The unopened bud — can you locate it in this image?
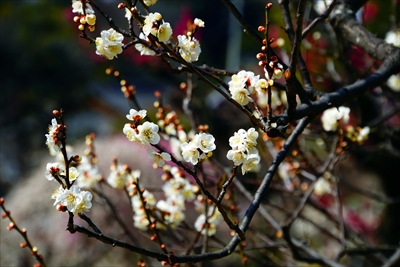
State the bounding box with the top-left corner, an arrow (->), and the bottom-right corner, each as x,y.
180,82 -> 187,91
78,24 -> 85,31
266,3 -> 273,10
56,204 -> 68,212
7,222 -> 15,230
257,26 -> 265,33
117,3 -> 127,9
31,246 -> 38,254
72,155 -> 82,162
256,53 -> 265,60
20,242 -> 27,248
73,16 -> 80,23
79,17 -> 86,24
284,69 -> 291,80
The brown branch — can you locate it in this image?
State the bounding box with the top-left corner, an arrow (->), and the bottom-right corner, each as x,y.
0,198 -> 47,267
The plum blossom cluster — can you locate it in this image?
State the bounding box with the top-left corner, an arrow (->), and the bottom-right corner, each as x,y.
123,109 -> 171,167
45,162 -> 79,182
71,0 -> 94,15
321,106 -> 370,144
45,160 -> 93,214
176,18 -> 204,63
228,58 -> 283,106
228,70 -> 260,106
107,162 -> 198,231
194,203 -> 223,236
321,106 -> 350,132
142,12 -> 173,44
95,28 -> 124,60
227,128 -> 261,175
155,166 -> 198,229
180,132 -> 216,165
71,0 -> 96,32
52,185 -> 93,214
45,118 -> 64,155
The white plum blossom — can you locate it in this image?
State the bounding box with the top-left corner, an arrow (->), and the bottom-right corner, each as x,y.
194,18 -> 205,28
45,118 -> 61,154
181,133 -> 216,165
385,30 -> 400,47
55,185 -> 93,214
321,106 -> 350,131
181,141 -> 201,165
156,198 -> 185,228
314,177 -> 332,196
123,121 -> 161,146
157,23 -> 173,43
147,149 -> 171,167
72,0 -> 95,15
86,14 -> 96,26
255,78 -> 269,94
51,185 -> 65,206
123,123 -> 137,142
267,62 -> 284,80
163,175 -> 197,201
135,33 -> 156,56
345,125 -> 370,145
126,108 -> 147,122
45,162 -> 63,181
76,156 -> 102,189
143,12 -> 162,36
387,74 -> 400,92
177,35 -> 202,62
68,167 -> 79,182
135,122 -> 161,146
125,8 -> 132,21
193,133 -> 216,153
132,209 -> 149,230
194,208 -> 223,236
143,0 -> 158,7
142,12 -> 173,43
95,28 -> 124,60
226,149 -> 246,166
227,128 -> 260,174
241,154 -> 261,175
228,70 -> 259,106
107,164 -> 130,189
314,0 -> 333,15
